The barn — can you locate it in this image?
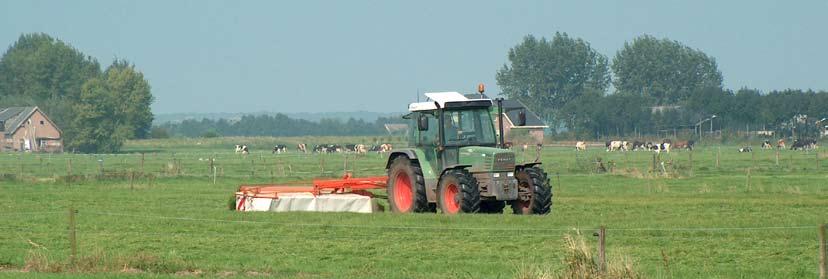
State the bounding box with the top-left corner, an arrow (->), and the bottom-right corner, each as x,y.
464,94 -> 548,146
0,107 -> 63,152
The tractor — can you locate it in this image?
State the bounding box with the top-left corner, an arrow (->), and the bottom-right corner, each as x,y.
384,90 -> 552,214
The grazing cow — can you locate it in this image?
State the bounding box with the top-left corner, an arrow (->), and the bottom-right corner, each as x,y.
234,145 -> 249,155
761,140 -> 772,149
606,141 -> 624,152
738,146 -> 753,153
234,145 -> 243,153
653,142 -> 671,153
297,143 -> 307,153
522,144 -> 529,152
327,144 -> 343,153
790,139 -> 817,150
672,140 -> 694,151
355,144 -> 368,154
776,139 -> 786,149
272,144 -> 287,154
368,145 -> 382,153
575,141 -> 587,151
631,141 -> 646,151
379,143 -> 393,153
344,144 -> 357,153
313,144 -> 327,153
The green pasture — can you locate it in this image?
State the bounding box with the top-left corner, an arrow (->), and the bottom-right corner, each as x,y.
0,137 -> 826,278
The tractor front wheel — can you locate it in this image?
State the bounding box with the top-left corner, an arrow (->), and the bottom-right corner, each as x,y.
437,169 -> 480,214
387,156 -> 429,213
511,166 -> 552,215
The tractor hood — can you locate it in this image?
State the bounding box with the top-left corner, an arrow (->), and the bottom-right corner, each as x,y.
458,146 -> 516,172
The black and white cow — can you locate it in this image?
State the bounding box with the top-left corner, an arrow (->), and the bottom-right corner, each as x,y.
790,139 -> 817,150
761,140 -> 772,149
272,144 -> 287,154
738,146 -> 753,153
235,145 -> 249,155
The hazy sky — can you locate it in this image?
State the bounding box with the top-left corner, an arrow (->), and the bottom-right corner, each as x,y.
1,1 -> 826,114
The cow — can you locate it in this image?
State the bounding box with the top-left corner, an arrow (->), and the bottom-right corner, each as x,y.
652,142 -> 671,153
234,145 -> 249,155
606,141 -> 624,152
672,140 -> 694,151
272,144 -> 287,154
575,141 -> 587,151
379,143 -> 393,153
776,139 -> 786,149
369,145 -> 382,153
355,144 -> 368,154
631,141 -> 646,151
313,144 -> 327,153
790,139 -> 817,151
344,144 -> 357,153
327,144 -> 343,153
297,143 -> 307,153
738,146 -> 753,153
761,140 -> 772,149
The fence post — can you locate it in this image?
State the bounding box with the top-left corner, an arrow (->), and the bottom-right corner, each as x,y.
716,147 -> 720,168
820,223 -> 826,279
212,166 -> 217,185
746,168 -> 752,192
68,207 -> 77,266
775,150 -> 780,166
140,153 -> 145,173
598,226 -> 606,273
817,152 -> 821,170
689,151 -> 694,176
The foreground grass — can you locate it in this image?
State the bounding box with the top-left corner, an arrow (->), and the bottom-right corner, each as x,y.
0,138 -> 826,278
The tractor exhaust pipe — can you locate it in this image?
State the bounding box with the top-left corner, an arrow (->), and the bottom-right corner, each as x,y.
497,98 -> 505,149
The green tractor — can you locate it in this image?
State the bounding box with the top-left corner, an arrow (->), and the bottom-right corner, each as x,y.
385,91 -> 552,214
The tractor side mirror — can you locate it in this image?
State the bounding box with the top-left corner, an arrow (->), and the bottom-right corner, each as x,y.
418,115 -> 429,131
517,111 -> 527,126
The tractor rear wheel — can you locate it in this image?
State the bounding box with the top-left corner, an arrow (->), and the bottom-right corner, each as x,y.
479,200 -> 505,214
387,156 -> 429,213
511,166 -> 552,215
437,169 -> 480,214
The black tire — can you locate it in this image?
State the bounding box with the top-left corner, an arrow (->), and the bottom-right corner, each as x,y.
511,166 -> 552,215
479,200 -> 505,214
437,169 -> 480,214
387,156 -> 430,213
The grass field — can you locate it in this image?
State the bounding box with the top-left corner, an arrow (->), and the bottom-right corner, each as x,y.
1,137 -> 827,278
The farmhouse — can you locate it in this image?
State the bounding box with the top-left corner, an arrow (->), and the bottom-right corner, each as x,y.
464,94 -> 548,146
0,107 -> 63,152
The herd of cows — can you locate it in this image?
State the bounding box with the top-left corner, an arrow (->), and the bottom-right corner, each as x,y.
572,138 -> 820,153
232,143 -> 393,155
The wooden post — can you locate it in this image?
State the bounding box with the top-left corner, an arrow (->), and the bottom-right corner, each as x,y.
140,153 -> 145,173
819,224 -> 828,279
775,150 -> 780,166
129,170 -> 134,190
689,151 -> 694,176
68,207 -> 77,266
250,159 -> 255,178
817,152 -> 821,170
67,158 -> 72,187
556,172 -> 561,195
716,147 -> 720,168
598,226 -> 606,272
212,166 -> 217,185
820,223 -> 826,279
751,151 -> 756,167
746,168 -> 751,192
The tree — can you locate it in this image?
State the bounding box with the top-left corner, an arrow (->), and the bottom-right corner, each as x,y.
66,78 -> 126,153
103,60 -> 154,139
612,35 -> 723,105
0,33 -> 101,127
496,33 -> 610,127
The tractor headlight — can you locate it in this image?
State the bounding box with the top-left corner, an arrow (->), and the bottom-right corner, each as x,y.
507,172 -> 514,177
493,173 -> 500,178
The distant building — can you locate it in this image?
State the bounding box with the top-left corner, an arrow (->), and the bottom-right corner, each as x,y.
0,107 -> 63,152
464,94 -> 549,146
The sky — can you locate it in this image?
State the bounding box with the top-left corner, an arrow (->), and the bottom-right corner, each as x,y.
1,1 -> 826,114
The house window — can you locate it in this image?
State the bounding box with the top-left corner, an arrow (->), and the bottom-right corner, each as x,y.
40,120 -> 44,125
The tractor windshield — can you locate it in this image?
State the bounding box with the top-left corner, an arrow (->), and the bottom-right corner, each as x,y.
443,108 -> 496,146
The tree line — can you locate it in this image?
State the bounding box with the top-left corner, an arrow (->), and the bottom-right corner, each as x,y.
0,33 -> 153,153
155,115 -> 405,138
497,33 -> 828,139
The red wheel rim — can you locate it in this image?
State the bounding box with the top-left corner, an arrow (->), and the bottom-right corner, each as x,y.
393,172 -> 413,212
443,183 -> 460,214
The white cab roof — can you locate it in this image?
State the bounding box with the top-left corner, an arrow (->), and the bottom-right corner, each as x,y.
408,92 -> 492,112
